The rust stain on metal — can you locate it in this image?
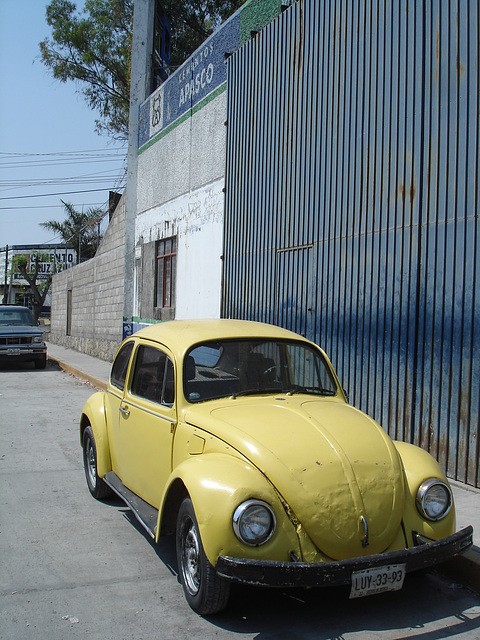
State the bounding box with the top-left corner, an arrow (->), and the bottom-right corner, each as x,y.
456,10 -> 465,79
435,16 -> 441,86
294,0 -> 304,75
398,176 -> 417,206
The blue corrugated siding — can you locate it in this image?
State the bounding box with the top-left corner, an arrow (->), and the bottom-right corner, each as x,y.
222,0 -> 479,486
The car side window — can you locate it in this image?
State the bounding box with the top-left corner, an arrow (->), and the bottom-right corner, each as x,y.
111,342 -> 134,390
130,344 -> 175,406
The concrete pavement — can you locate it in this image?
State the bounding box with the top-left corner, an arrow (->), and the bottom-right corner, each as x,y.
46,340 -> 479,593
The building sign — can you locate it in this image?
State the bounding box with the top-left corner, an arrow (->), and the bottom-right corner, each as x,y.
15,250 -> 76,281
0,247 -> 77,286
138,0 -> 293,150
138,12 -> 242,149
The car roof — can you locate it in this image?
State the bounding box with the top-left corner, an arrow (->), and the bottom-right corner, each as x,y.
133,319 -> 307,355
0,305 -> 31,310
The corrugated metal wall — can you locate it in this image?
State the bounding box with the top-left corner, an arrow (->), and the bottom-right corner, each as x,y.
222,0 -> 479,486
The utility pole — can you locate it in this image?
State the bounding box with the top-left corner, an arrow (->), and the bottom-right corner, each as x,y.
3,245 -> 8,303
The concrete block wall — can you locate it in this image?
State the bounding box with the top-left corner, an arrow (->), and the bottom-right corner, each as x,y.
48,194 -> 126,361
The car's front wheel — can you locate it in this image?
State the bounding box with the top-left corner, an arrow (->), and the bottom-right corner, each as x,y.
35,355 -> 47,369
176,497 -> 230,615
82,426 -> 111,500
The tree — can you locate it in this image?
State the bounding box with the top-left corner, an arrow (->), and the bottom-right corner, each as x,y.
40,200 -> 104,263
40,1 -> 246,140
39,0 -> 133,141
11,254 -> 56,322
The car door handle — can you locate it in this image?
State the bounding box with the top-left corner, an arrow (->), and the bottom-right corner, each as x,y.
119,406 -> 130,417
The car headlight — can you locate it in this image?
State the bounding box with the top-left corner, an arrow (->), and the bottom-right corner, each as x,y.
416,478 -> 452,521
233,500 -> 276,546
33,336 -> 43,344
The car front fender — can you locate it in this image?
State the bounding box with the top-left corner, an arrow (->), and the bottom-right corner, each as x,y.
393,441 -> 456,543
80,391 -> 111,479
158,453 -> 301,567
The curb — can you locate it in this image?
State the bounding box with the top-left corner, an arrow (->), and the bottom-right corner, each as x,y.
47,355 -> 108,391
439,546 -> 480,594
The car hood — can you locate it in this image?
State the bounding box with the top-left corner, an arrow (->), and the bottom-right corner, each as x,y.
0,325 -> 43,337
185,397 -> 405,560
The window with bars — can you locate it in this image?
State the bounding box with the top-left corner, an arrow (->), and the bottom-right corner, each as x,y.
155,237 -> 176,309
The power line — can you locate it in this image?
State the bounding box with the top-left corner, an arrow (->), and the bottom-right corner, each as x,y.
1,179 -> 122,189
0,158 -> 125,168
0,166 -> 125,183
0,149 -> 126,156
0,151 -> 126,164
0,178 -> 124,192
0,187 -> 125,201
0,149 -> 127,170
0,202 -> 105,210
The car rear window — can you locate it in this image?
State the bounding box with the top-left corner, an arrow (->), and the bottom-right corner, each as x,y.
111,342 -> 134,390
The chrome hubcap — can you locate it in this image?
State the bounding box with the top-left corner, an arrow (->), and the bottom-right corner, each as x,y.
86,441 -> 96,488
182,520 -> 200,595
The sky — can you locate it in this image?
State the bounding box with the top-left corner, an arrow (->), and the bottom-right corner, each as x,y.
0,0 -> 128,249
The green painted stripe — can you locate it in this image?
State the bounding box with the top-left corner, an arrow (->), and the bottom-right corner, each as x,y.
138,82 -> 227,155
130,316 -> 160,325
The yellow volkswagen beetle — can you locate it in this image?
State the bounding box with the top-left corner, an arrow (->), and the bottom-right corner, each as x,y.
80,319 -> 472,614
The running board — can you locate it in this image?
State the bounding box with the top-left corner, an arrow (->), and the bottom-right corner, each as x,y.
104,472 -> 158,539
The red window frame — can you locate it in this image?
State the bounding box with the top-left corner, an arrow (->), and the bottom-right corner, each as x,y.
156,237 -> 176,308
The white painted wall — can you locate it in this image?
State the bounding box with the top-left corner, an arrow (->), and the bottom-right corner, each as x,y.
135,178 -> 225,319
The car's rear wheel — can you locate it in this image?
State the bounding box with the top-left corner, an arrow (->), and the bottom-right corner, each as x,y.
176,497 -> 230,615
82,426 -> 111,500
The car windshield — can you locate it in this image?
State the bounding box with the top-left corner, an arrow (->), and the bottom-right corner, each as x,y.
184,339 -> 337,403
0,308 -> 36,327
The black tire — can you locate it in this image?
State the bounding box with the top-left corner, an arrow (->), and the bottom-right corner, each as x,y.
82,426 -> 111,500
35,355 -> 47,369
176,497 -> 230,615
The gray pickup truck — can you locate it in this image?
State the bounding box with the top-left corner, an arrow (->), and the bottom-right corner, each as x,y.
0,305 -> 47,369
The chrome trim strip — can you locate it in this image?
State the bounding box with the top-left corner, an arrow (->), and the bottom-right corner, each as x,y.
125,401 -> 176,422
107,390 -> 176,423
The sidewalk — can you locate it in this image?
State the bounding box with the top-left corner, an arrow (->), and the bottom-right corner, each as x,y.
46,341 -> 479,593
47,341 -> 111,390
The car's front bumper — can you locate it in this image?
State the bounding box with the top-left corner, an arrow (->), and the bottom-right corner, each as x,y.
215,525 -> 473,587
0,346 -> 47,361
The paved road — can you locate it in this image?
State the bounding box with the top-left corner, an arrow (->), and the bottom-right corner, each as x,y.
1,362 -> 479,640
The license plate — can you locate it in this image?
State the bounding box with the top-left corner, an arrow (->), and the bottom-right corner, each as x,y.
7,348 -> 21,356
350,563 -> 406,599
